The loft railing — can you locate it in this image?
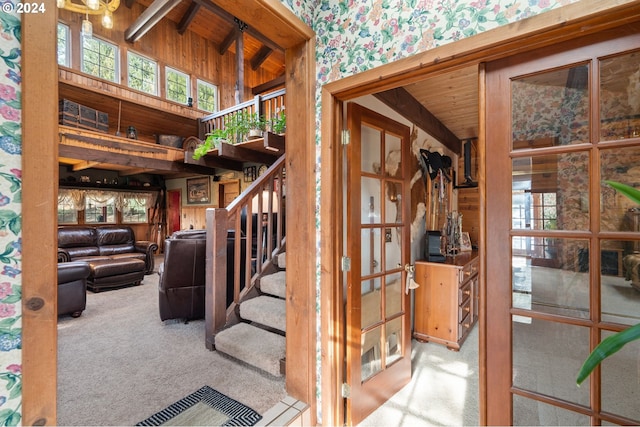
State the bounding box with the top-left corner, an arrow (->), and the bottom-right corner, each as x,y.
204,155 -> 286,349
198,89 -> 286,140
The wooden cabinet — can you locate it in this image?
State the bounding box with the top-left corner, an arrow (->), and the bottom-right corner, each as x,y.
413,251 -> 479,351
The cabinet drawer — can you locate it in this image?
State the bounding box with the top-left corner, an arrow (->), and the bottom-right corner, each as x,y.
458,311 -> 472,339
458,293 -> 472,321
459,257 -> 479,284
458,280 -> 472,302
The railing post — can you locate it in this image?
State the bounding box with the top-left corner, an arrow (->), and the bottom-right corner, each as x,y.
205,208 -> 229,350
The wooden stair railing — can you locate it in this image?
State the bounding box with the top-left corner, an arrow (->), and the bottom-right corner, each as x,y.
205,155 -> 286,350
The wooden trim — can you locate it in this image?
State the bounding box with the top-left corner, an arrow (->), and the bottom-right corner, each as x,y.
283,36 -> 317,413
320,89 -> 344,426
22,9 -> 59,425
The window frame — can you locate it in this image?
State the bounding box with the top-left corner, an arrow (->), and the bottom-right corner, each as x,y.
57,22 -> 71,67
127,51 -> 159,96
121,195 -> 150,224
196,78 -> 218,113
80,35 -> 119,83
165,66 -> 191,105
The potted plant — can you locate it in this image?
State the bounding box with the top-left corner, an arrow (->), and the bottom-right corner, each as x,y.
248,113 -> 267,139
193,128 -> 226,160
270,111 -> 286,134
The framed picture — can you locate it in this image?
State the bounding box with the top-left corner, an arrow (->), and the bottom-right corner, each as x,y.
460,232 -> 472,251
186,177 -> 210,204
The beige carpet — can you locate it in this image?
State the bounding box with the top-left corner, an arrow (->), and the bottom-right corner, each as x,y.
57,256 -> 286,426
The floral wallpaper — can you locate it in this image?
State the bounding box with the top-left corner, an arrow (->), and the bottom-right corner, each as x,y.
0,5 -> 21,426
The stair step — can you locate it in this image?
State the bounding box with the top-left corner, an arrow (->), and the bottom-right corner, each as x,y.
260,271 -> 286,298
276,252 -> 286,269
240,296 -> 286,333
215,323 -> 285,377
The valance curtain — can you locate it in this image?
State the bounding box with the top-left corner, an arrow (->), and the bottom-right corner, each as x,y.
58,188 -> 157,211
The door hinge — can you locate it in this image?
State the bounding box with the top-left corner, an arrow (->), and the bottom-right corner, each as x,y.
341,256 -> 351,272
341,129 -> 350,145
341,383 -> 351,398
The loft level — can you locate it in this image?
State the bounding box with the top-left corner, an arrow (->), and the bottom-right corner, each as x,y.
58,66 -> 201,143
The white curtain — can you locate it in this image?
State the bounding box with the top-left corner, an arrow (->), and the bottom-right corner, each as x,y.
59,189 -> 156,211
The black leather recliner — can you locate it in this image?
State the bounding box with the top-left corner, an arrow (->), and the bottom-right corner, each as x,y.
58,261 -> 91,318
157,229 -> 246,321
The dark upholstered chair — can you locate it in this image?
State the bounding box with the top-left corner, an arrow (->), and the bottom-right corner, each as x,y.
158,230 -> 206,321
158,229 -> 248,321
58,261 -> 90,317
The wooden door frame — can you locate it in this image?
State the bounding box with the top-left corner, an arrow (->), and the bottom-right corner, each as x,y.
22,2 -> 315,425
320,2 -> 640,425
167,189 -> 181,236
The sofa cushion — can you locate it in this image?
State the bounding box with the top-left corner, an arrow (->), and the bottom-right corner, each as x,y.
99,244 -> 137,256
88,258 -> 146,278
66,247 -> 101,259
96,226 -> 134,246
58,227 -> 96,248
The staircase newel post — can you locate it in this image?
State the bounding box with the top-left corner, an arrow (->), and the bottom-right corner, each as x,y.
205,208 -> 229,350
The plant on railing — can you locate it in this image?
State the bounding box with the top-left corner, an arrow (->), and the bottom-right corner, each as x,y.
271,110 -> 286,134
577,181 -> 640,385
193,110 -> 286,160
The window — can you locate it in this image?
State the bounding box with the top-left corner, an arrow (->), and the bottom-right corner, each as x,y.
85,193 -> 116,224
122,196 -> 148,223
58,200 -> 78,224
57,22 -> 70,67
166,67 -> 190,104
197,79 -> 218,112
81,36 -> 119,82
128,52 -> 158,95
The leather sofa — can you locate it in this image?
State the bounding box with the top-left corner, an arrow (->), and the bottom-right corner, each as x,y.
57,261 -> 91,317
158,229 -> 246,321
58,226 -> 158,292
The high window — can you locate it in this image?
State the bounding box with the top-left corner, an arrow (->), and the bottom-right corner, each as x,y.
57,22 -> 70,67
128,52 -> 158,95
81,36 -> 119,83
197,79 -> 218,112
166,67 -> 190,104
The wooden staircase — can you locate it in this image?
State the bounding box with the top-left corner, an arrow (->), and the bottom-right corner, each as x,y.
215,252 -> 286,377
204,156 -> 287,378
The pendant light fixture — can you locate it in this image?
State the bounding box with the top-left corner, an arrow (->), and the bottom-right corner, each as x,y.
58,0 -> 120,31
81,11 -> 92,38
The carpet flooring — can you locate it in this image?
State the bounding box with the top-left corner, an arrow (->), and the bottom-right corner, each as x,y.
57,257 -> 286,426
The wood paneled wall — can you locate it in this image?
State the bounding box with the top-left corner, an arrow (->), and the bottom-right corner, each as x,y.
58,4 -> 279,112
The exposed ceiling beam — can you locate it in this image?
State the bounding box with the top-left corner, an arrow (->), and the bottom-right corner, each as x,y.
177,1 -> 200,35
191,0 -> 283,52
124,0 -> 134,8
250,45 -> 273,71
124,0 -> 182,43
219,27 -> 238,55
71,160 -> 101,171
183,151 -> 243,171
252,75 -> 285,95
118,167 -> 152,176
374,88 -> 461,155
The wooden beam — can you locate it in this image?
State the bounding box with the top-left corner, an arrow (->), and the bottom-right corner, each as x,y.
219,27 -> 238,55
250,45 -> 273,70
60,144 -> 241,173
218,141 -> 278,164
374,88 -> 461,155
71,160 -> 102,171
124,0 -> 182,43
193,0 -> 284,52
184,151 -> 243,171
252,74 -> 285,95
118,167 -> 152,176
236,29 -> 244,104
177,2 -> 201,35
124,0 -> 134,7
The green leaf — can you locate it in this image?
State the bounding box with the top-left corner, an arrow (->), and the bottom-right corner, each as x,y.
605,181 -> 640,205
4,411 -> 20,427
577,323 -> 640,384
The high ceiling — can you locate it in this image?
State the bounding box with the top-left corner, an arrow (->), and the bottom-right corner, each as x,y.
131,0 -> 286,77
